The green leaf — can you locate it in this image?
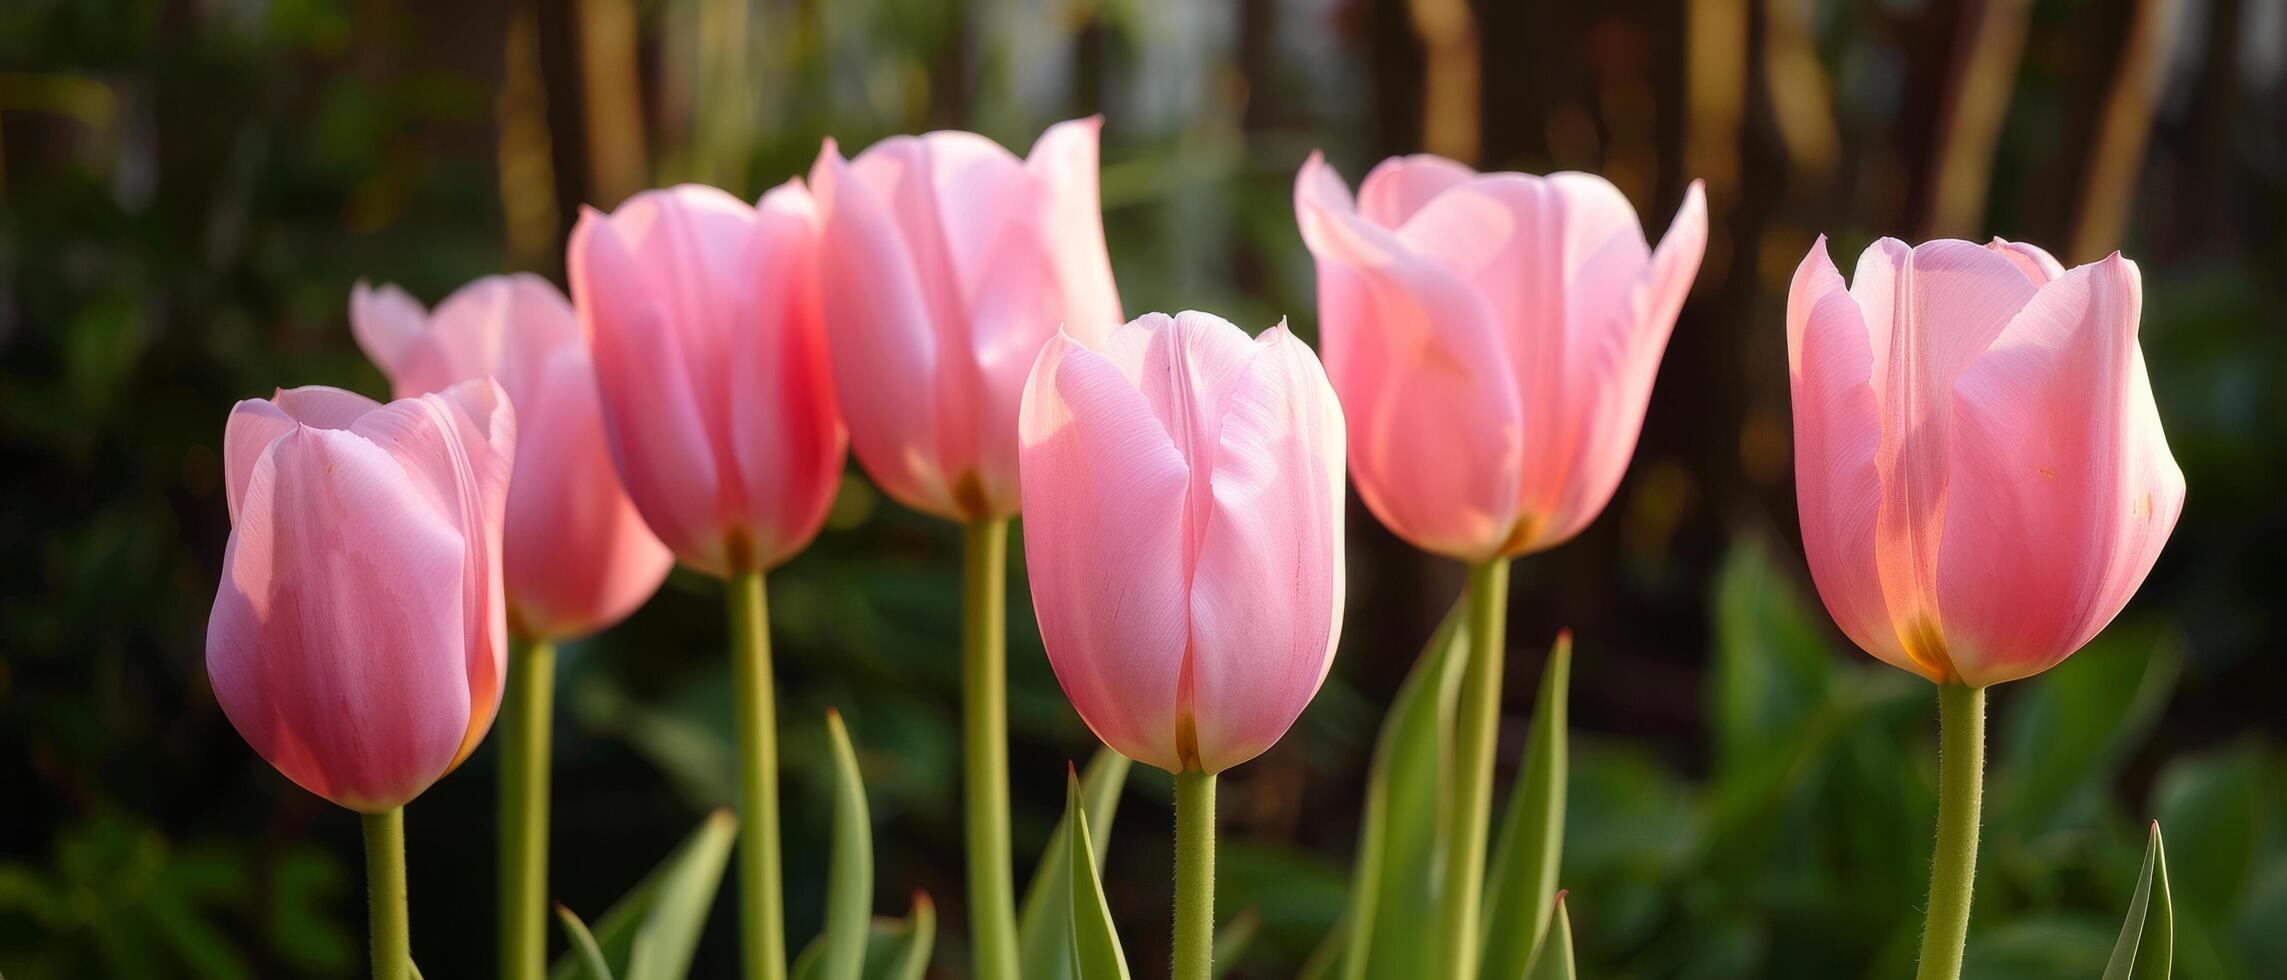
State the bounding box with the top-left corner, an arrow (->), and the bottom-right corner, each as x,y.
1066,769 -> 1132,980
819,710 -> 875,980
1521,892 -> 1576,980
1211,907 -> 1260,978
1482,631 -> 1573,979
1996,627 -> 2179,836
1710,535 -> 1838,775
1338,602 -> 1468,980
548,809 -> 738,980
1018,747 -> 1133,980
2101,822 -> 2175,980
555,904 -> 615,980
793,892 -> 937,980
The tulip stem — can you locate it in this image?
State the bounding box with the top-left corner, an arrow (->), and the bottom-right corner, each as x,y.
499,636 -> 554,980
1436,557 -> 1510,980
962,517 -> 1020,980
1173,769 -> 1218,980
362,807 -> 410,980
729,569 -> 785,980
1916,682 -> 1986,980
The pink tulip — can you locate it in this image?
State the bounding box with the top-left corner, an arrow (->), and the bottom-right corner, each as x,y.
569,181 -> 848,577
1294,153 -> 1707,561
811,117 -> 1123,520
352,275 -> 672,640
1787,237 -> 2185,687
207,381 -> 516,812
1018,312 -> 1346,774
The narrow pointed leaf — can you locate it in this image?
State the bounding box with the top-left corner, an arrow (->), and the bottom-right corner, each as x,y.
1482,632 -> 1573,979
1067,769 -> 1132,980
1339,602 -> 1469,980
555,904 -> 614,980
1520,892 -> 1576,980
792,892 -> 936,980
1019,748 -> 1133,980
2102,821 -> 2175,980
816,710 -> 874,980
548,809 -> 737,980
1211,907 -> 1260,978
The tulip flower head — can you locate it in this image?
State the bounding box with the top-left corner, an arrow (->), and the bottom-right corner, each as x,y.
570,181 -> 848,577
1295,153 -> 1706,561
812,117 -> 1123,521
1787,237 -> 2184,687
353,276 -> 672,640
207,382 -> 516,812
1018,312 -> 1346,775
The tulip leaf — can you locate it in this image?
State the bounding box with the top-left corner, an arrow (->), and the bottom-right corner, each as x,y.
817,711 -> 876,980
1211,906 -> 1259,978
2101,822 -> 2175,980
1066,769 -> 1132,980
555,904 -> 615,980
1337,601 -> 1469,980
547,809 -> 736,980
1482,632 -> 1573,980
791,892 -> 936,980
1018,747 -> 1132,980
1521,892 -> 1576,980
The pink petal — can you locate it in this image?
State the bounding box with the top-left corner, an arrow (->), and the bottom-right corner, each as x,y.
962,224 -> 1065,517
1292,155 -> 1525,559
273,386 -> 384,430
1355,153 -> 1479,228
1984,238 -> 2066,285
1185,323 -> 1346,773
1102,312 -> 1265,563
1018,332 -> 1192,773
1938,255 -> 2184,686
207,427 -> 472,811
1852,238 -> 2042,675
502,343 -> 672,640
224,398 -> 297,523
572,206 -> 727,570
1786,238 -> 1911,676
1024,116 -> 1124,346
725,180 -> 847,568
811,138 -> 958,517
350,281 -> 430,381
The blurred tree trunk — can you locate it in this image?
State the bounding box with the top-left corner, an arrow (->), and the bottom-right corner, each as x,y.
1407,0 -> 1479,162
2070,0 -> 2181,261
1923,0 -> 2033,239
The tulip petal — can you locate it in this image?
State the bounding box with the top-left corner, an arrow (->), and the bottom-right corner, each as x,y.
1293,155 -> 1525,558
1019,333 -> 1192,773
573,208 -> 726,569
964,225 -> 1067,517
1852,238 -> 2042,675
1355,154 -> 1479,227
1186,324 -> 1346,773
207,427 -> 472,812
1103,312 -> 1265,550
1985,238 -> 2066,285
350,281 -> 431,381
224,398 -> 297,523
726,181 -> 846,566
1939,255 -> 2184,686
1786,238 -> 1911,676
273,385 -> 384,430
1025,116 -> 1124,345
812,139 -> 957,516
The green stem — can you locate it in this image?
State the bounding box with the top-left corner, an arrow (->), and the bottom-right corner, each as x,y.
1174,770 -> 1218,980
499,636 -> 555,980
1916,682 -> 1987,980
962,517 -> 1019,980
363,807 -> 410,980
729,569 -> 785,980
1435,558 -> 1510,980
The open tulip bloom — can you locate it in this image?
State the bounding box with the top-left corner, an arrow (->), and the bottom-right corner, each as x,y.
352,274 -> 672,979
1295,150 -> 1705,978
207,380 -> 516,979
571,180 -> 847,980
1019,311 -> 1346,980
810,117 -> 1122,978
1787,236 -> 2184,979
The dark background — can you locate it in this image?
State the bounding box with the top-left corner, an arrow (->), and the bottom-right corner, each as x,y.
2,0 -> 2282,977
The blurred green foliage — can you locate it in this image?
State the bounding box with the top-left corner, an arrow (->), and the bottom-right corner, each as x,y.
3,0 -> 2283,977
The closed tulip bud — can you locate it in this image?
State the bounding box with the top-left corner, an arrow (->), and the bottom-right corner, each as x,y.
352,275 -> 672,640
1295,152 -> 1706,561
207,381 -> 516,812
811,117 -> 1123,521
1018,312 -> 1346,774
569,181 -> 848,577
1787,237 -> 2185,687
